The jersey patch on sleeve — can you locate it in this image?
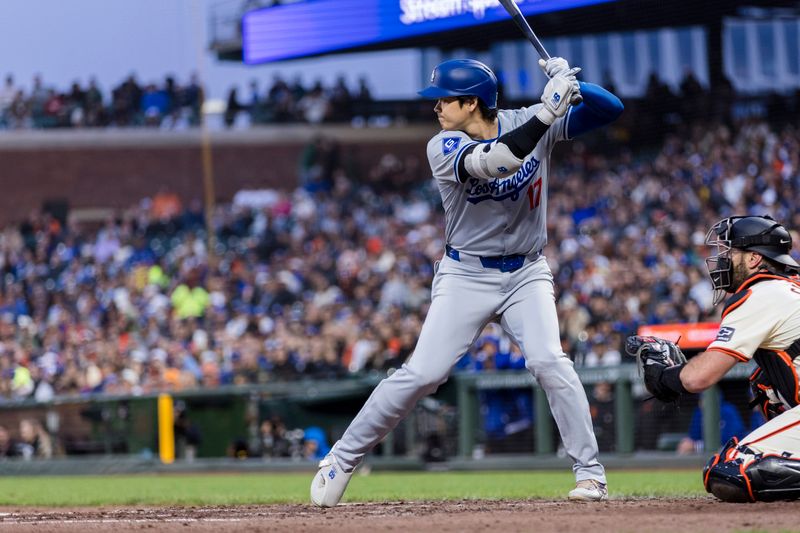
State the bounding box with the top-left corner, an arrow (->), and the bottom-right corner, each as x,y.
442,137 -> 460,155
715,326 -> 736,342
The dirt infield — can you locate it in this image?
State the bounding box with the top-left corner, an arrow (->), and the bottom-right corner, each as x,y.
0,499 -> 796,532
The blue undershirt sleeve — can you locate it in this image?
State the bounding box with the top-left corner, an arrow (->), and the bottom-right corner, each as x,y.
566,82 -> 624,139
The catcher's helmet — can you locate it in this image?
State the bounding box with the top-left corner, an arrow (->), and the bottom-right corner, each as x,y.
418,59 -> 498,109
705,215 -> 799,303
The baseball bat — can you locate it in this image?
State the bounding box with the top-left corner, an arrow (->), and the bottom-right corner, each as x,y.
496,0 -> 582,104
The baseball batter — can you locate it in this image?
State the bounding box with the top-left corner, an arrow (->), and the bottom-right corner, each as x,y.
311,57 -> 624,506
627,215 -> 800,502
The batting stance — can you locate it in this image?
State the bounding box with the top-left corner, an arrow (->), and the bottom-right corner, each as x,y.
311,57 -> 623,506
627,215 -> 800,502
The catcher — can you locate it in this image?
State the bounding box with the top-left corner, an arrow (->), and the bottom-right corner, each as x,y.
627,215 -> 800,502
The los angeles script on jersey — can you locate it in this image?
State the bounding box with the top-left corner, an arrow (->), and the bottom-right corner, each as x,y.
465,156 -> 540,204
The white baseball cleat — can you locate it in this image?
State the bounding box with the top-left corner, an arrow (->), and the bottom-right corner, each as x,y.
310,452 -> 352,507
568,479 -> 608,501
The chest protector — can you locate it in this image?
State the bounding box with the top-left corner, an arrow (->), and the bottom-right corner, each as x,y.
722,273 -> 800,410
752,342 -> 800,409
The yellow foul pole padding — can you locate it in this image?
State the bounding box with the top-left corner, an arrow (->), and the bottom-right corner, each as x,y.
158,393 -> 175,464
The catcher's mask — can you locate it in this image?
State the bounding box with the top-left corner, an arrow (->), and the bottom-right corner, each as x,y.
705,215 -> 799,304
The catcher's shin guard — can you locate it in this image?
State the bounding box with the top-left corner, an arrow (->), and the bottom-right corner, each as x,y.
703,438 -> 751,503
704,438 -> 800,502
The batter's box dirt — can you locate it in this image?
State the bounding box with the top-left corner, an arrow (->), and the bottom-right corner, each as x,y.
0,499 -> 797,532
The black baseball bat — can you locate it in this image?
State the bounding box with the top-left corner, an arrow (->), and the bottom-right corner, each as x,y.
497,0 -> 582,104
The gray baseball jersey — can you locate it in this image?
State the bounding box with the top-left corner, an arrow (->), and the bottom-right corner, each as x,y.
330,105 -> 605,486
426,105 -> 569,256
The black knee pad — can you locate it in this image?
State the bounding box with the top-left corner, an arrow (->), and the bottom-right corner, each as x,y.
705,438 -> 800,502
747,456 -> 800,502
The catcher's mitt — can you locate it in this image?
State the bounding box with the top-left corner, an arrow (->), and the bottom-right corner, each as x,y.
625,336 -> 688,402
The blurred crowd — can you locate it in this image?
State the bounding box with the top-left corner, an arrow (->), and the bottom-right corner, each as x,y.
630,70 -> 800,147
0,73 -> 203,130
9,67 -> 800,134
0,115 -> 796,408
223,74 -> 373,127
0,71 -> 374,131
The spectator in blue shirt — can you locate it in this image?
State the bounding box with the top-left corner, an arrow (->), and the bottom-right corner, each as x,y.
676,394 -> 746,454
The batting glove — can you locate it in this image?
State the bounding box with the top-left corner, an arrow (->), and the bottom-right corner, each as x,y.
538,57 -> 570,78
536,67 -> 580,125
539,58 -> 583,105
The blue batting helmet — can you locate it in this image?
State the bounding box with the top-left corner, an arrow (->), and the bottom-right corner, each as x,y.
418,59 -> 498,109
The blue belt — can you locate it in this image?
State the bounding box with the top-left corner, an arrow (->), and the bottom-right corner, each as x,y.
445,245 -> 537,273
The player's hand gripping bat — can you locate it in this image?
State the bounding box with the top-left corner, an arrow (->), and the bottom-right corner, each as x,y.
497,0 -> 583,105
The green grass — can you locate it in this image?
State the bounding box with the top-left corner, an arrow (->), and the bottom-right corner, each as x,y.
0,470 -> 706,507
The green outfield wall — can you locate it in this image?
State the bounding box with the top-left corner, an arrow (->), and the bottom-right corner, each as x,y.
0,364 -> 756,464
